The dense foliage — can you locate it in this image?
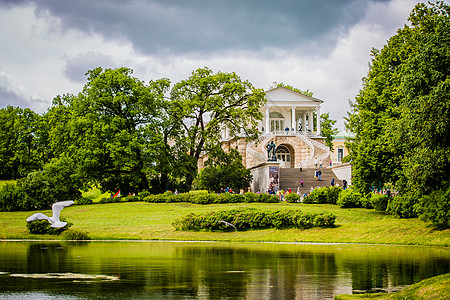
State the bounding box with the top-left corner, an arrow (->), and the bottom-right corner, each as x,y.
144,191 -> 279,204
193,148 -> 252,193
0,67 -> 267,210
26,218 -> 72,235
346,2 -> 450,224
172,208 -> 336,231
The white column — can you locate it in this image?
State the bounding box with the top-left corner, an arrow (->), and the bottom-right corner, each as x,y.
316,106 -> 321,136
308,111 -> 313,132
265,106 -> 270,134
291,106 -> 296,133
302,113 -> 307,134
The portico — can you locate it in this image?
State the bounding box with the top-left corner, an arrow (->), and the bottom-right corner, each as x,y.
261,86 -> 323,137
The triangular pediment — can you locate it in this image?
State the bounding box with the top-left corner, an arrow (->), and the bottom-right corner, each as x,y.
265,87 -> 324,105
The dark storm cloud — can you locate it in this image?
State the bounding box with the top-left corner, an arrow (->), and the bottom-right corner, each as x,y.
0,85 -> 29,108
2,0 -> 391,55
63,52 -> 116,83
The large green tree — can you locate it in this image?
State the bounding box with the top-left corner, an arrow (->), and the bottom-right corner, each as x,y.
346,1 -> 450,218
61,67 -> 165,194
167,67 -> 266,187
0,106 -> 44,179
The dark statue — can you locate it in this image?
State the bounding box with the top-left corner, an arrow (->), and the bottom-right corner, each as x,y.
266,141 -> 277,161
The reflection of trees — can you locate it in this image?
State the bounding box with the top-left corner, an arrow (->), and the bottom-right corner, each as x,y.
341,251 -> 450,293
1,242 -> 448,298
26,242 -> 67,273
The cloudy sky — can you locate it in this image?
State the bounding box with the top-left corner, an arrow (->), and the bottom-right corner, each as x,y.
0,0 -> 441,130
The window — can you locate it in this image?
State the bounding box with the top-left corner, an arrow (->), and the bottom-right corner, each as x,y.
276,145 -> 290,162
269,112 -> 284,132
337,148 -> 344,162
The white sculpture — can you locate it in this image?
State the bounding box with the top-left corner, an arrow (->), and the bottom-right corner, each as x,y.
26,200 -> 74,228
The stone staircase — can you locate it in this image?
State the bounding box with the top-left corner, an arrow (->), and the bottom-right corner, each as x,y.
279,167 -> 342,194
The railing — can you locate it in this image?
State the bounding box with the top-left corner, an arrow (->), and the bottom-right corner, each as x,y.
245,131 -> 330,168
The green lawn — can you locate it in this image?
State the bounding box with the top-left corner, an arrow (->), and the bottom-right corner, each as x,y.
1,201 -> 449,246
335,273 -> 450,300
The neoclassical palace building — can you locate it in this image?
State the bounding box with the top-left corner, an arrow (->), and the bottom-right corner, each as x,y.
220,85 -> 330,168
199,85 -> 351,192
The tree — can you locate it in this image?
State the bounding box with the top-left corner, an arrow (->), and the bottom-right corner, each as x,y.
276,82 -> 314,97
61,67 -> 164,194
0,106 -> 43,179
320,113 -> 339,151
346,1 -> 450,219
167,67 -> 266,187
193,148 -> 252,193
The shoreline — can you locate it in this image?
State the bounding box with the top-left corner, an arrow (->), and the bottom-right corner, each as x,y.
1,239 -> 449,248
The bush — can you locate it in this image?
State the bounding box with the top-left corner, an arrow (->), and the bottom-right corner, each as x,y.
172,208 -> 336,231
337,188 -> 363,208
416,186 -> 450,228
99,196 -> 121,204
259,193 -> 280,203
313,213 -> 336,227
123,195 -> 140,202
0,182 -> 24,211
60,229 -> 91,240
292,212 -> 314,229
387,194 -> 417,218
309,187 -> 328,204
138,190 -> 151,200
326,187 -> 342,204
285,193 -> 300,203
75,197 -> 93,205
359,193 -> 373,209
370,193 -> 389,211
244,192 -> 259,203
27,218 -> 72,235
191,193 -> 217,204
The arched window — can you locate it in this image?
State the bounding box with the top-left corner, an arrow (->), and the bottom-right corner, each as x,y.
269,112 -> 284,132
276,145 -> 290,162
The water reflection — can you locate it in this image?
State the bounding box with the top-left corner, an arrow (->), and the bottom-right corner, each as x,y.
0,241 -> 449,299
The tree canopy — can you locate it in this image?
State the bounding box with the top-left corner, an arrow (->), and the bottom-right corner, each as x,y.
346,1 -> 450,221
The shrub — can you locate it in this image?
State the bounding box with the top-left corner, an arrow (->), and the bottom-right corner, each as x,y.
138,190 -> 151,200
244,192 -> 259,203
123,195 -> 140,202
359,193 -> 373,209
75,197 -> 93,205
415,186 -> 450,228
387,194 -> 417,218
27,218 -> 72,235
370,193 -> 389,211
191,193 -> 217,204
337,188 -> 362,208
326,187 -> 342,204
285,193 -> 300,203
173,208 -> 336,231
60,229 -> 91,240
259,193 -> 279,203
303,195 -> 314,204
313,213 -> 336,227
99,196 -> 121,204
292,212 -> 314,229
0,182 -> 24,211
309,187 -> 328,204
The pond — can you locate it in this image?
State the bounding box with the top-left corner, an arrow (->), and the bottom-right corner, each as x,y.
0,241 -> 449,299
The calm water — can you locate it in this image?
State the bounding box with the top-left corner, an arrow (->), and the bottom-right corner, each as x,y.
0,241 -> 449,299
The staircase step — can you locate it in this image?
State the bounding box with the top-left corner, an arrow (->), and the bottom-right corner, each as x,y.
279,168 -> 341,193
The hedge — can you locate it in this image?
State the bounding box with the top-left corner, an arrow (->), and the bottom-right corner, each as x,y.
172,208 -> 336,231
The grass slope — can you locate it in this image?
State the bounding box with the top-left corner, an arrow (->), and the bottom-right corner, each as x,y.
1,202 -> 449,245
335,273 -> 450,299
